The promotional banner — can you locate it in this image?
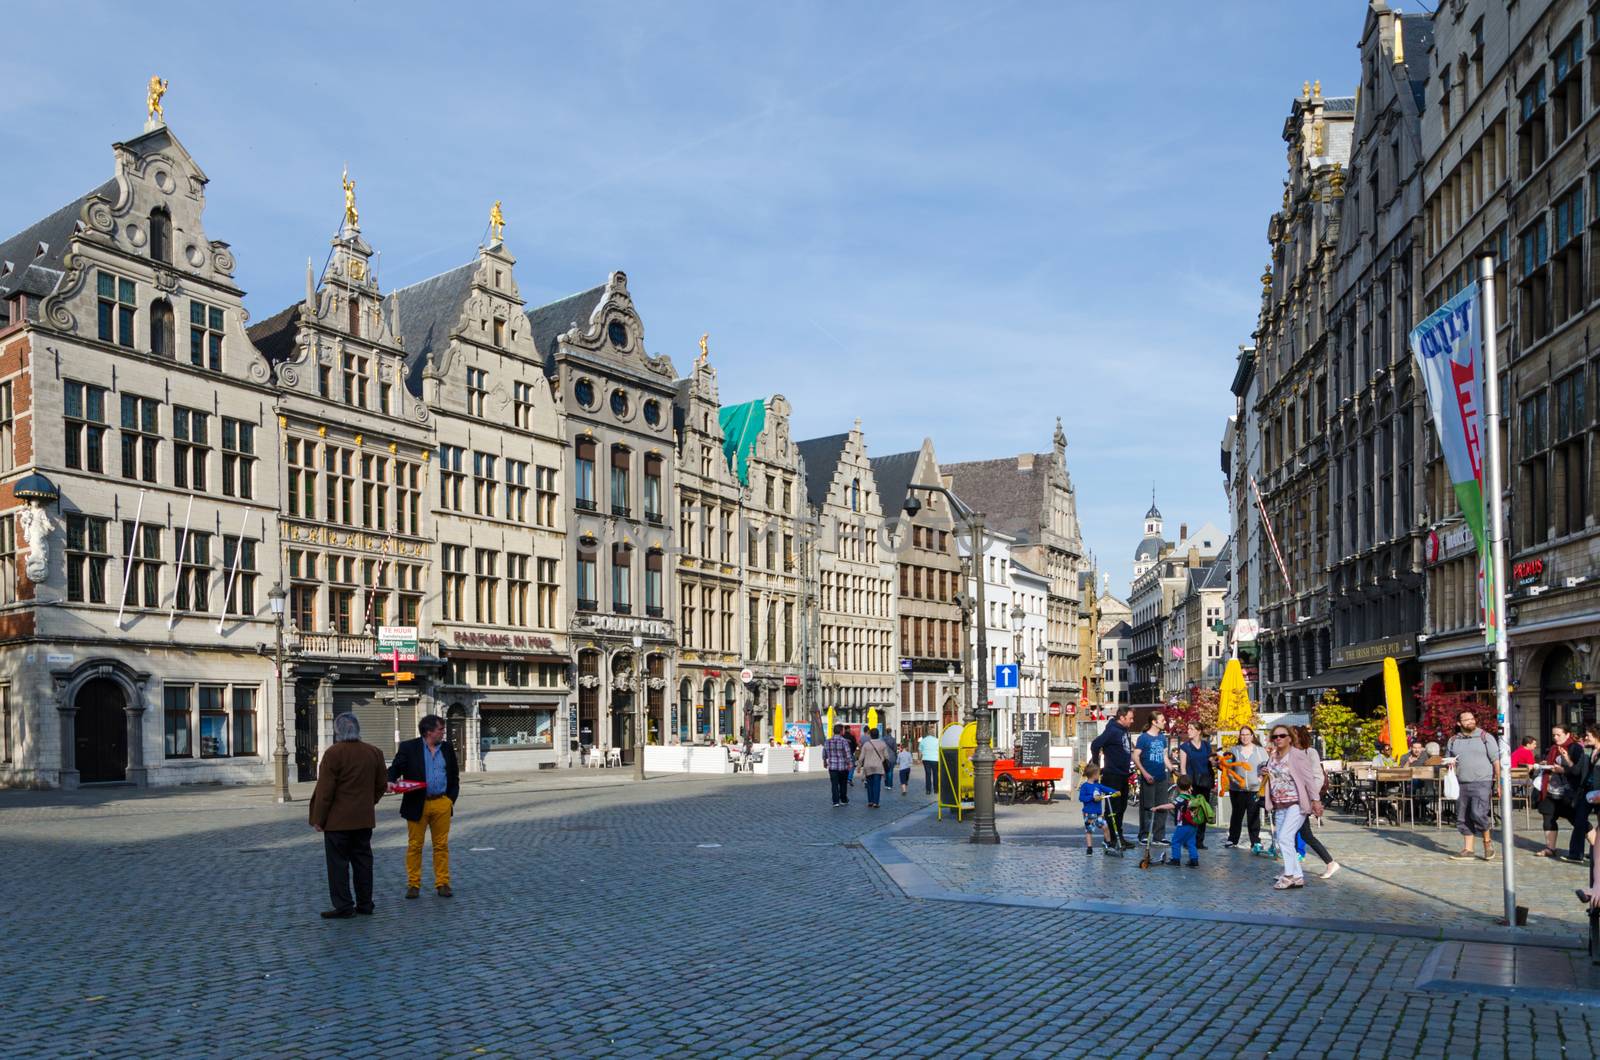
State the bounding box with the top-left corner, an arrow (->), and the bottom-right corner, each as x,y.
1409,282 -> 1497,645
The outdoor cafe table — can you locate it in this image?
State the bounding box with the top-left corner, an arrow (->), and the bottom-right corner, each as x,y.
1330,763 -> 1531,830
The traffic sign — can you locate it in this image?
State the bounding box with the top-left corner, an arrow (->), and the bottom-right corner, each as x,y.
378,625 -> 419,662
739,668 -> 754,683
993,663 -> 1019,696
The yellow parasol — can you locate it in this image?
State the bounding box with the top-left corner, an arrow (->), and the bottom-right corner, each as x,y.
826,706 -> 835,739
1218,658 -> 1254,737
774,703 -> 784,740
1383,657 -> 1406,753
867,707 -> 879,730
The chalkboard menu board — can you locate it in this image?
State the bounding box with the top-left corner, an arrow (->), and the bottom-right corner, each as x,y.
1019,730 -> 1050,768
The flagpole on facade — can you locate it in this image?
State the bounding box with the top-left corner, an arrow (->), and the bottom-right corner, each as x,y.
1479,255 -> 1516,928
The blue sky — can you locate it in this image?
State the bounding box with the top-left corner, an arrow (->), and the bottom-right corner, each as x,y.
6,1 -> 1376,595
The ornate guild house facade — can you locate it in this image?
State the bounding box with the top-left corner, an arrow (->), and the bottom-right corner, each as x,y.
0,112 -> 282,787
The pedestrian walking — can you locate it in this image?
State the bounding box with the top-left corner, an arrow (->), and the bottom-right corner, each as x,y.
823,727 -> 853,807
1090,706 -> 1136,847
1134,709 -> 1171,847
1223,726 -> 1267,851
1178,722 -> 1215,849
1292,727 -> 1339,879
307,712 -> 387,919
1264,725 -> 1324,890
1445,709 -> 1501,862
1077,762 -> 1121,856
919,729 -> 940,795
896,746 -> 913,796
845,727 -> 860,788
882,727 -> 899,785
857,727 -> 891,808
388,714 -> 461,899
1535,724 -> 1583,860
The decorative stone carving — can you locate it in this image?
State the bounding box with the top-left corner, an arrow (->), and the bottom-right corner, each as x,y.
17,501 -> 54,581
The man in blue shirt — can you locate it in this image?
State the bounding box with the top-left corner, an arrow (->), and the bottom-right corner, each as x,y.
1089,707 -> 1136,847
1135,710 -> 1171,846
389,715 -> 461,899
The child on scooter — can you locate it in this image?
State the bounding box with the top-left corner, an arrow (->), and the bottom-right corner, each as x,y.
1078,762 -> 1123,856
1152,775 -> 1212,867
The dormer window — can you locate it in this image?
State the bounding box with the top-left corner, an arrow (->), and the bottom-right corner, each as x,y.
149,207 -> 172,264
493,317 -> 506,347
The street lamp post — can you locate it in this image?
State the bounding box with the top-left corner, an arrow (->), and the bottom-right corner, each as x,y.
904,487 -> 997,844
632,632 -> 646,781
268,583 -> 290,804
1010,602 -> 1026,746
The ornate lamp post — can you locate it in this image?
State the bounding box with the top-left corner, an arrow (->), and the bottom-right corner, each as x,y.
904,486 -> 998,844
632,632 -> 646,781
268,583 -> 290,803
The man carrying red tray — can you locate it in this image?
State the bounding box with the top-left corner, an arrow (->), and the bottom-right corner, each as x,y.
388,715 -> 461,899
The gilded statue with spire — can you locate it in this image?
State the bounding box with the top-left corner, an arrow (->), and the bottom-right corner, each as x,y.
146,76 -> 168,122
341,167 -> 359,228
697,332 -> 709,368
489,200 -> 505,242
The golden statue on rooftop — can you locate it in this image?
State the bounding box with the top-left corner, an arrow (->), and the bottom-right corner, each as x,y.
341,166 -> 359,228
147,76 -> 168,122
489,200 -> 505,242
698,332 -> 709,367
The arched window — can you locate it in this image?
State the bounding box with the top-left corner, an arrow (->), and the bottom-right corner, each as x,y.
149,207 -> 172,264
150,298 -> 174,357
850,478 -> 860,512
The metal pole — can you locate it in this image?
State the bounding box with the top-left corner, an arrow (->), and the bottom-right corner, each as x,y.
970,513 -> 998,844
634,644 -> 646,781
273,604 -> 290,803
1479,255 -> 1515,927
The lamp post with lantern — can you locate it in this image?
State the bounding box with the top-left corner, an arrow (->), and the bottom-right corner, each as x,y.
1010,602 -> 1026,746
268,583 -> 290,803
903,485 -> 998,844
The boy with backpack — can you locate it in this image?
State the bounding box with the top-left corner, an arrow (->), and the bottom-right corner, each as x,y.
1077,763 -> 1123,857
1153,775 -> 1212,866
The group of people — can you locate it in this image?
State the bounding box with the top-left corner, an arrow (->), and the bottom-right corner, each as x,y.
307,713 -> 461,919
1086,706 -> 1337,889
821,725 -> 915,807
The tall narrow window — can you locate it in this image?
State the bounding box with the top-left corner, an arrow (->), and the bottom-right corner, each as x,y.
221,418 -> 255,500
507,553 -> 530,626
644,455 -> 662,523
97,271 -> 135,347
324,445 -> 354,525
610,447 -> 631,516
513,381 -> 534,428
232,688 -> 258,757
395,460 -> 421,535
0,516 -> 13,604
175,531 -> 211,612
66,514 -> 109,603
645,549 -> 663,618
121,521 -> 161,608
64,381 -> 107,473
611,544 -> 631,613
438,444 -> 464,511
536,466 -> 558,526
172,407 -> 209,491
342,353 -> 369,408
466,366 -> 488,416
164,686 -> 192,758
474,548 -> 499,624
150,299 -> 174,357
575,439 -> 596,511
149,207 -> 171,264
441,544 -> 466,622
223,535 -> 257,616
189,300 -> 224,371
576,550 -> 597,611
120,395 -> 160,483
537,557 -> 558,627
505,458 -> 529,522
472,451 -> 497,515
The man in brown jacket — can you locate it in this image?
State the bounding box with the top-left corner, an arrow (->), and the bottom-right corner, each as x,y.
308,712 -> 387,919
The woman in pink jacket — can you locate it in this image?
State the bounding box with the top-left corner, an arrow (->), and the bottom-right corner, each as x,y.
1263,725 -> 1325,890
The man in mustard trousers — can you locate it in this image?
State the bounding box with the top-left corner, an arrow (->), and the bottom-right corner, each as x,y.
389,715 -> 461,899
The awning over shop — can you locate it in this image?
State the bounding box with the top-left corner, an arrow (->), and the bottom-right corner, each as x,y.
1273,662 -> 1384,692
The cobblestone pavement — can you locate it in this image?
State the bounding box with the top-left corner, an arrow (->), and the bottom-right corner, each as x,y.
6,772 -> 1600,1058
886,795 -> 1597,942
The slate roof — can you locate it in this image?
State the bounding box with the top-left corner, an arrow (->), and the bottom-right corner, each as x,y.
246,303 -> 301,365
526,283 -> 606,360
1199,540 -> 1233,591
384,262 -> 476,394
1321,96 -> 1356,114
0,180 -> 118,319
795,433 -> 849,510
1102,620 -> 1133,640
869,450 -> 922,521
1136,533 -> 1169,561
942,455 -> 1052,542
